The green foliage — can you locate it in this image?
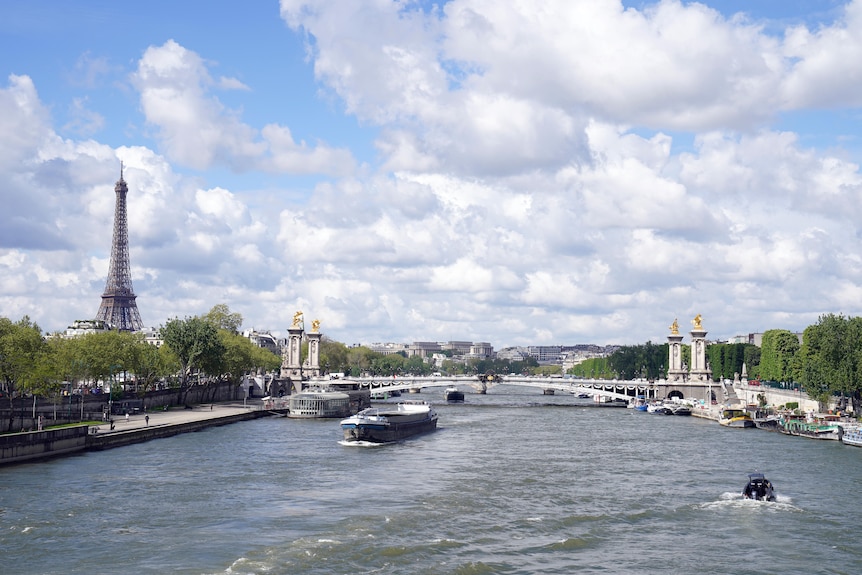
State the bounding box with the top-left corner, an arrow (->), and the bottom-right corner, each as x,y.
794,314 -> 862,409
160,316 -> 225,403
203,304 -> 243,334
218,330 -> 280,384
533,365 -> 562,376
606,342 -> 668,380
567,357 -> 614,379
0,316 -> 52,431
319,337 -> 349,374
759,329 -> 800,382
705,343 -> 759,381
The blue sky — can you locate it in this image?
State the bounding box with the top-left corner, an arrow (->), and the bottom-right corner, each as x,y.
3,0 -> 862,348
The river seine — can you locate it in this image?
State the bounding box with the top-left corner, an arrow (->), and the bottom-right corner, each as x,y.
2,388 -> 861,574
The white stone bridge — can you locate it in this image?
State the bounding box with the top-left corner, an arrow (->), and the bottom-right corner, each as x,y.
318,375 -> 664,403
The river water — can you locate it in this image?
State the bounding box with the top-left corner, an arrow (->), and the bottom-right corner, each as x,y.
2,388 -> 860,575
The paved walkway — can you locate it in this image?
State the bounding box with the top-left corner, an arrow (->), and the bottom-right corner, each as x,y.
91,400 -> 265,434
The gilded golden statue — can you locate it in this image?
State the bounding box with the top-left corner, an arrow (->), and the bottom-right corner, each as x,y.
291,310 -> 303,328
669,318 -> 679,335
311,319 -> 320,333
692,314 -> 703,330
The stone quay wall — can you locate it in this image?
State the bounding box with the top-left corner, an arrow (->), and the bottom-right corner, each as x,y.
0,381 -> 242,433
0,425 -> 90,465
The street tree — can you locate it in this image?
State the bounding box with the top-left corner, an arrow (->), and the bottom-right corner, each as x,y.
759,329 -> 800,383
160,316 -> 225,405
0,316 -> 51,431
203,304 -> 243,334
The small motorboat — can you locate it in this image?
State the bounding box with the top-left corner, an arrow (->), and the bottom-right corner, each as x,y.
647,402 -> 672,415
742,473 -> 776,501
444,386 -> 465,403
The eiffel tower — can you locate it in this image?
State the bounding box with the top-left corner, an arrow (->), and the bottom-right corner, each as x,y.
95,164 -> 144,331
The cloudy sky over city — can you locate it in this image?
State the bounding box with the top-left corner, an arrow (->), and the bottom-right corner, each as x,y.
2,0 -> 862,347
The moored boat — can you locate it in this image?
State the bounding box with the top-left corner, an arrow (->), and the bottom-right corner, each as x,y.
670,403 -> 692,416
630,395 -> 648,411
287,389 -> 352,419
443,386 -> 465,403
842,426 -> 862,447
780,416 -> 844,440
719,408 -> 755,428
647,402 -> 672,415
340,400 -> 438,443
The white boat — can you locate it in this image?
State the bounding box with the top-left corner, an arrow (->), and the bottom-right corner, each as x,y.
719,408 -> 755,428
288,389 -> 351,419
443,387 -> 465,403
842,426 -> 862,447
340,401 -> 438,443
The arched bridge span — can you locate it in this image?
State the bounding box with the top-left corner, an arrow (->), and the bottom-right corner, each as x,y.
324,375 -> 656,403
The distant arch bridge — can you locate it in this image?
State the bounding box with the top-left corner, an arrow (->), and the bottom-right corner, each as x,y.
327,375 -> 661,403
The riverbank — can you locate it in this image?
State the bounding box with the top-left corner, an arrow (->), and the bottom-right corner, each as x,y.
1,400 -> 269,465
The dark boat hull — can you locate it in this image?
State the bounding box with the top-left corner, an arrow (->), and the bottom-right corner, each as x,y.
342,415 -> 438,443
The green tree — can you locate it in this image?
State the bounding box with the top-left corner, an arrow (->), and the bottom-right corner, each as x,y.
345,346 -> 377,376
795,314 -> 862,410
203,304 -> 243,334
607,342 -> 668,380
568,357 -> 614,379
0,316 -> 51,431
160,316 -> 225,405
219,331 -> 281,384
759,329 -> 800,382
319,337 -> 349,374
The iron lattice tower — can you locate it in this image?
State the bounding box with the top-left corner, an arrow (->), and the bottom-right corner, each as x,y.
95,165 -> 144,331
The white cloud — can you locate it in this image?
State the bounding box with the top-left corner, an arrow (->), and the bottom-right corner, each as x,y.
8,1 -> 862,348
131,40 -> 356,176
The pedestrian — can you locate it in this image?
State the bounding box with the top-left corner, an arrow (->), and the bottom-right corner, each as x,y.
145,415 -> 150,426
125,413 -> 129,423
110,418 -> 115,430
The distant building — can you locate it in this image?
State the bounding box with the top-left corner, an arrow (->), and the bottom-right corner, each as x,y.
407,341 -> 442,358
527,345 -> 563,364
243,329 -> 280,355
140,327 -> 164,348
497,347 -> 530,361
731,333 -> 803,347
368,343 -> 410,356
61,319 -> 113,338
442,341 -> 473,355
469,342 -> 494,358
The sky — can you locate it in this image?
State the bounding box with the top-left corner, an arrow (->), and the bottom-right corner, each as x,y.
2,0 -> 862,349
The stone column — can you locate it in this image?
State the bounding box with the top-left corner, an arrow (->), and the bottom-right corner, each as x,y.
280,325 -> 304,391
666,318 -> 685,382
304,330 -> 321,378
667,333 -> 686,382
689,323 -> 711,383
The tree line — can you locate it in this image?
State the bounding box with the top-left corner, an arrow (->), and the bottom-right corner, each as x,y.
0,305 -> 281,432
567,313 -> 861,414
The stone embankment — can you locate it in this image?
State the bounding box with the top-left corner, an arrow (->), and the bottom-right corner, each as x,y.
1,401 -> 268,465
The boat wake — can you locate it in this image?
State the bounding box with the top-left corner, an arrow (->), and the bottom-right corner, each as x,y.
338,439 -> 390,447
698,492 -> 799,512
